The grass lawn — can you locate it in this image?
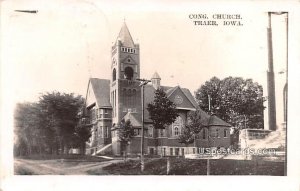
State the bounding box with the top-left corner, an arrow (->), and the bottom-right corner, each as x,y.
89,158 -> 284,175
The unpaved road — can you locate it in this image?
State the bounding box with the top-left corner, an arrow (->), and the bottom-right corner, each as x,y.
14,158 -> 123,175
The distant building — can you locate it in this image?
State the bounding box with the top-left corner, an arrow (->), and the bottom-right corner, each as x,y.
82,22 -> 232,156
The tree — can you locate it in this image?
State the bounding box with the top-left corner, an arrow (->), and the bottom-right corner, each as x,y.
14,103 -> 42,156
38,92 -> 85,154
147,88 -> 178,130
195,76 -> 265,129
147,88 -> 178,156
117,119 -> 134,160
178,109 -> 204,146
14,92 -> 86,156
73,121 -> 92,155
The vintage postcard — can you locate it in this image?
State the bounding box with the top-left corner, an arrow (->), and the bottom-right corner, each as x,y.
1,0 -> 300,191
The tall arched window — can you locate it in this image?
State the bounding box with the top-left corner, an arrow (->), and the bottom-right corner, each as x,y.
124,67 -> 133,80
174,127 -> 179,135
112,68 -> 116,81
172,116 -> 183,137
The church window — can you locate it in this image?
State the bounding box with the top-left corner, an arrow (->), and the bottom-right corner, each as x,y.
224,129 -> 228,138
127,58 -> 131,62
112,68 -> 116,81
174,127 -> 179,136
172,116 -> 183,137
124,67 -> 133,80
148,126 -> 153,137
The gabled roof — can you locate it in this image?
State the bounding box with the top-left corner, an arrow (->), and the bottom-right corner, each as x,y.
88,78 -> 111,108
143,85 -> 199,122
123,112 -> 142,127
164,86 -> 199,109
116,22 -> 135,48
200,114 -> 232,127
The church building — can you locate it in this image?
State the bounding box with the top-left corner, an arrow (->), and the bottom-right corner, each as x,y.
82,22 -> 232,156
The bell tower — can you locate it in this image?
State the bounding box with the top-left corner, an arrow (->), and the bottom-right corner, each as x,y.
111,22 -> 140,82
110,22 -> 141,124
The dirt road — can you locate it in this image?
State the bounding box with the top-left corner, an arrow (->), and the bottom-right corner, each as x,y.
14,158 -> 123,175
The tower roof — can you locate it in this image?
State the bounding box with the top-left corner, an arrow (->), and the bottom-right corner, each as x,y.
117,22 -> 135,47
151,72 -> 161,79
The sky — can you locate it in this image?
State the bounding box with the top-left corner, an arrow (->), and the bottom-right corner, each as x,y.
1,0 -> 288,104
1,0 -> 290,127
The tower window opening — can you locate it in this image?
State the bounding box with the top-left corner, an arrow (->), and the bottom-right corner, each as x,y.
124,67 -> 133,80
112,68 -> 116,81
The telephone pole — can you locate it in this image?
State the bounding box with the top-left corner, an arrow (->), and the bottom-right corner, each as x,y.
267,12 -> 277,131
136,78 -> 151,172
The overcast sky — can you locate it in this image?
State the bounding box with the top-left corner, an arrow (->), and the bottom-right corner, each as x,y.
1,0 -> 288,105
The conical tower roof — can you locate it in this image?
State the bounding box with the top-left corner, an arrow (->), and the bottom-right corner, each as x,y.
117,22 -> 135,47
151,72 -> 161,79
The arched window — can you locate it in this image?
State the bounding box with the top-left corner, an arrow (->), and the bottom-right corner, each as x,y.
174,127 -> 179,136
148,126 -> 153,137
124,67 -> 133,80
172,116 -> 183,136
112,68 -> 116,81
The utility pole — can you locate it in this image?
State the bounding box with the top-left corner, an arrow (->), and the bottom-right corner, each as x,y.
136,78 -> 151,172
267,12 -> 277,131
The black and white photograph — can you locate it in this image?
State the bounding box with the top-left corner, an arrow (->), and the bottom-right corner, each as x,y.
1,0 -> 300,190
